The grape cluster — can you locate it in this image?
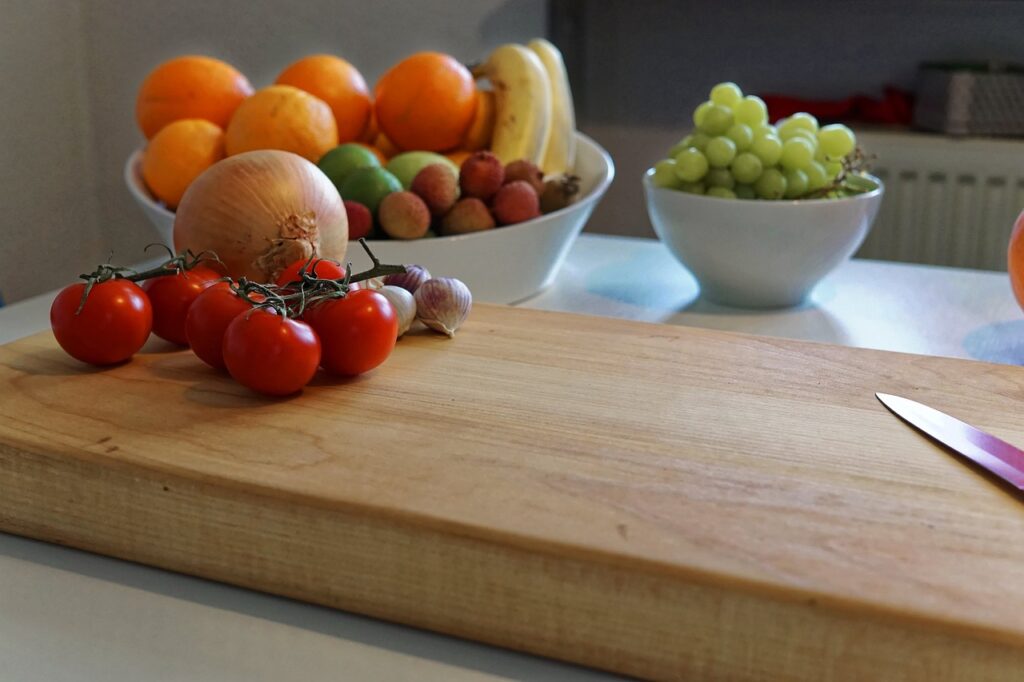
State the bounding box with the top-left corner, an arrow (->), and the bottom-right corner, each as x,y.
651,82 -> 858,200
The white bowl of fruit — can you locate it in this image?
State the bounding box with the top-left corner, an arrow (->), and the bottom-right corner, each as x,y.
125,41 -> 613,304
644,82 -> 884,308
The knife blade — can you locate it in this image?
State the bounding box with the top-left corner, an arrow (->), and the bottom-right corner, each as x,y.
876,392 -> 1024,491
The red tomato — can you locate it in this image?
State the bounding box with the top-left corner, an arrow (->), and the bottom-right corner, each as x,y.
274,259 -> 347,287
142,266 -> 222,345
222,308 -> 321,395
308,289 -> 397,376
184,283 -> 254,370
50,279 -> 152,365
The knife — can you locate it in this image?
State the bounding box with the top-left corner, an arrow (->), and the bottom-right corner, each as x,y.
876,393 -> 1024,491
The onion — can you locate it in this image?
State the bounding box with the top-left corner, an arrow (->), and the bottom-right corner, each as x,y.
173,150 -> 348,282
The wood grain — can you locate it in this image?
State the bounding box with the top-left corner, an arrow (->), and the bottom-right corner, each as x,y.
2,303 -> 1024,680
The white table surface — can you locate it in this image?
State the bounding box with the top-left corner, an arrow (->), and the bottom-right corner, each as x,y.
2,233 -> 1022,681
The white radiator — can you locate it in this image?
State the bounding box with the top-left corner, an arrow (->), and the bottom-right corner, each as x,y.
857,130 -> 1024,270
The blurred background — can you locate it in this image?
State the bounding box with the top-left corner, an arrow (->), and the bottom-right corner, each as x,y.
4,0 -> 1024,304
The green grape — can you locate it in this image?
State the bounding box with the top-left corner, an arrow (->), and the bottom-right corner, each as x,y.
734,184 -> 756,199
780,137 -> 814,170
735,95 -> 768,126
825,161 -> 844,179
651,159 -> 681,189
667,136 -> 693,159
750,134 -> 783,166
690,132 -> 711,151
707,187 -> 737,199
698,104 -> 734,136
780,126 -> 817,145
706,167 -> 735,189
778,112 -> 819,138
705,136 -> 737,167
818,123 -> 856,158
731,152 -> 763,184
679,181 -> 705,195
726,123 -> 753,151
805,161 -> 828,191
754,168 -> 787,199
752,123 -> 776,139
710,82 -> 743,108
693,101 -> 713,129
674,147 -> 709,182
783,169 -> 809,198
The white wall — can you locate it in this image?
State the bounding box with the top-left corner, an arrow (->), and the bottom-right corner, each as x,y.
0,0 -> 100,304
0,0 -> 545,303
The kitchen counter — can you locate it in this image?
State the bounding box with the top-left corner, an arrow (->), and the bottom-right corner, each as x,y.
1,234 -> 1021,681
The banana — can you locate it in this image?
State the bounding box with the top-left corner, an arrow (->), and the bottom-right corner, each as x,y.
527,38 -> 577,176
473,44 -> 551,167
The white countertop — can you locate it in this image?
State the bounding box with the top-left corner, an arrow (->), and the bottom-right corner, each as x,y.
2,234 -> 1022,681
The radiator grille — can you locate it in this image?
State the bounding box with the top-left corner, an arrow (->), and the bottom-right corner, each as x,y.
856,131 -> 1024,270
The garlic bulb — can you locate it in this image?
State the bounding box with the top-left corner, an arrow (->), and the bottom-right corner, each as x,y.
377,285 -> 416,337
383,264 -> 431,294
414,278 -> 472,337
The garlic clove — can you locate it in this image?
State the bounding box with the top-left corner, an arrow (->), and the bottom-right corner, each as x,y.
383,264 -> 431,294
377,285 -> 417,337
414,277 -> 472,337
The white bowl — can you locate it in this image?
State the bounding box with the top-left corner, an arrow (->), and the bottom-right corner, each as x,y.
126,133 -> 614,304
644,173 -> 884,308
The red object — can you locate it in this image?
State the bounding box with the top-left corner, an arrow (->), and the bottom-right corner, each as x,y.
50,280 -> 153,365
308,289 -> 398,376
760,87 -> 914,125
274,258 -> 347,287
142,266 -> 221,345
344,200 -> 373,240
222,308 -> 322,395
184,283 -> 253,370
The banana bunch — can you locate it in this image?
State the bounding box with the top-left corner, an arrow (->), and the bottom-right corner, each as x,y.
472,39 -> 577,176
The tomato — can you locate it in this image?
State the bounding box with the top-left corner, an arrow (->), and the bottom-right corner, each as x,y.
50,279 -> 152,365
184,283 -> 254,370
142,266 -> 222,345
308,289 -> 397,376
222,308 -> 321,395
275,259 -> 347,287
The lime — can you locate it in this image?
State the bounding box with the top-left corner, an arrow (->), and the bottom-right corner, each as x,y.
339,167 -> 402,214
317,144 -> 380,189
386,151 -> 459,190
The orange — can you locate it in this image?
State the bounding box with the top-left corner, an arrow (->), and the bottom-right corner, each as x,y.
1009,211 -> 1024,310
141,119 -> 225,208
462,89 -> 495,151
275,55 -> 372,144
374,52 -> 477,152
445,150 -> 472,167
373,132 -> 400,159
225,85 -> 338,162
360,109 -> 379,143
136,55 -> 253,139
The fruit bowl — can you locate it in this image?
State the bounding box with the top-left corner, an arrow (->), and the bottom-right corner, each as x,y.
644,172 -> 884,308
125,133 -> 613,304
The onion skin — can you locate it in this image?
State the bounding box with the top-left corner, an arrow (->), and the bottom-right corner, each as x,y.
173,150 -> 348,282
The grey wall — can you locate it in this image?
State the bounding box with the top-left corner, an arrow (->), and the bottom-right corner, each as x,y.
561,0 -> 1024,237
0,0 -> 545,303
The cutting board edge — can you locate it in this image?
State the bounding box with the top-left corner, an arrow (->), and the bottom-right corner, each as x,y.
4,438 -> 1024,681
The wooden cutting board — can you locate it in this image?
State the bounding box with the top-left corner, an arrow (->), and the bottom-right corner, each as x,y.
2,303 -> 1023,681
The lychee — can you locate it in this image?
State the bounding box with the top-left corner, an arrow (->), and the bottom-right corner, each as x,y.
441,198 -> 496,235
491,180 -> 541,226
539,175 -> 581,214
378,191 -> 430,240
503,159 -> 544,194
344,200 -> 373,240
410,163 -> 459,216
459,151 -> 504,201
